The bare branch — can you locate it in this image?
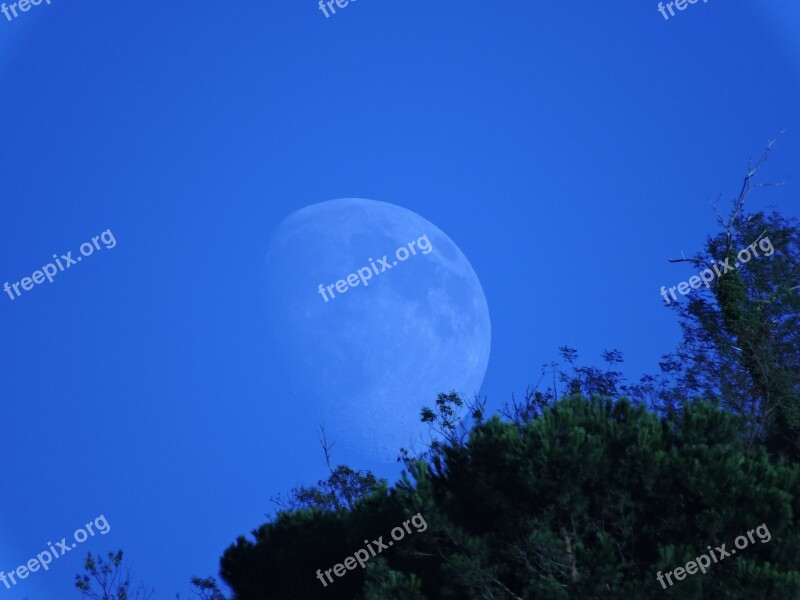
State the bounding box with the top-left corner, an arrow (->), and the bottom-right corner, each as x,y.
667,256 -> 712,269
317,425 -> 335,474
671,137 -> 783,267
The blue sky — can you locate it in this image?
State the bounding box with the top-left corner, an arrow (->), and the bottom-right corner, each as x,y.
1,0 -> 799,597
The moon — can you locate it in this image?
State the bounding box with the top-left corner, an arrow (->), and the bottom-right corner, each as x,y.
263,198 -> 491,462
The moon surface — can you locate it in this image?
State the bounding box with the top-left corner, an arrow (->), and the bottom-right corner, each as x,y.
263,198 -> 491,462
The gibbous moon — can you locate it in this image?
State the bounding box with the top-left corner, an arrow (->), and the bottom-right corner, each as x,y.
264,198 -> 491,462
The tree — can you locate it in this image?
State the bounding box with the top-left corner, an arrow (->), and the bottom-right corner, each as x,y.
658,140 -> 800,459
270,426 -> 387,514
420,395 -> 800,598
221,427 -> 392,599
74,551 -> 230,600
218,395 -> 800,599
187,577 -> 229,600
75,551 -> 154,600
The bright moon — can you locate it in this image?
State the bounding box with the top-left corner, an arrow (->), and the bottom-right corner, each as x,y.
264,198 -> 491,462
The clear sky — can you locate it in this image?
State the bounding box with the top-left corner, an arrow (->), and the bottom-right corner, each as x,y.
1,0 -> 799,598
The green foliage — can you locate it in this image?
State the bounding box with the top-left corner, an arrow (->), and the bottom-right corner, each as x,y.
635,143 -> 800,460
219,396 -> 800,599
660,208 -> 800,459
271,464 -> 387,514
414,396 -> 800,598
187,577 -> 229,600
361,559 -> 426,600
